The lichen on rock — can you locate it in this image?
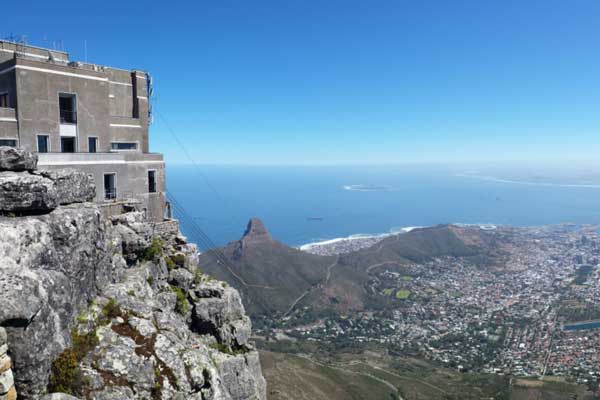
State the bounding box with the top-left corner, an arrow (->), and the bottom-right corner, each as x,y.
0,148 -> 266,400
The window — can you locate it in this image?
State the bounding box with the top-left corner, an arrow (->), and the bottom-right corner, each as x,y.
104,173 -> 116,200
148,170 -> 157,193
88,137 -> 98,153
59,94 -> 77,123
0,93 -> 8,108
37,135 -> 49,153
111,142 -> 137,151
0,139 -> 16,147
61,137 -> 76,153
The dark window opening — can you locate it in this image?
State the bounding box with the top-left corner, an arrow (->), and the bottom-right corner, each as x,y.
0,93 -> 8,108
111,142 -> 137,151
148,170 -> 156,193
60,137 -> 76,153
88,137 -> 97,153
59,94 -> 77,123
104,173 -> 116,200
37,135 -> 49,153
0,139 -> 16,147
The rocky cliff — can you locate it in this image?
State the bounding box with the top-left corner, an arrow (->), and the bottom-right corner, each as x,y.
0,148 -> 266,400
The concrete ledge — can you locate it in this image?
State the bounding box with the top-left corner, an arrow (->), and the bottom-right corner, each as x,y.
38,152 -> 164,165
0,108 -> 16,122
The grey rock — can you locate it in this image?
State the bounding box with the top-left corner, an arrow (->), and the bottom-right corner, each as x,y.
213,351 -> 266,400
0,147 -> 37,171
191,283 -> 250,348
0,171 -> 57,212
127,316 -> 156,338
0,206 -> 113,398
0,185 -> 266,400
88,386 -> 134,400
110,212 -> 152,262
154,334 -> 191,393
91,330 -> 155,394
36,169 -> 95,204
169,268 -> 195,291
0,328 -> 6,347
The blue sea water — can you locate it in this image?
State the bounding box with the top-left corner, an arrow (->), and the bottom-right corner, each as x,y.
166,164 -> 600,248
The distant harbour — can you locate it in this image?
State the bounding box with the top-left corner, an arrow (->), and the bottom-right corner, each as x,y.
563,321 -> 600,331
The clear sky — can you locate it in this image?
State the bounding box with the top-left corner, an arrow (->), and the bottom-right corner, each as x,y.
4,1 -> 600,165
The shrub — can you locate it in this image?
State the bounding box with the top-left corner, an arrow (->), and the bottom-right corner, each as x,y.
48,329 -> 98,395
71,329 -> 99,360
147,276 -> 155,286
171,254 -> 186,267
165,257 -> 176,270
170,286 -> 189,315
48,349 -> 82,395
209,342 -> 247,356
100,298 -> 123,323
140,238 -> 163,261
194,269 -> 203,284
166,254 -> 186,270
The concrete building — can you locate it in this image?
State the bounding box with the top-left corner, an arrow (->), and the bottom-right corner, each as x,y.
0,40 -> 167,221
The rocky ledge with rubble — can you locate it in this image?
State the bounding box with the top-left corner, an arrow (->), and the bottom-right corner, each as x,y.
0,147 -> 266,400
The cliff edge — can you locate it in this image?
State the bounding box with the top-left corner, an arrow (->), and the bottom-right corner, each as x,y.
0,148 -> 266,400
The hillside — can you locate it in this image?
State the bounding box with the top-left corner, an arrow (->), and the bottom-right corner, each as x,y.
200,220 -> 493,319
261,350 -> 589,400
200,219 -> 337,316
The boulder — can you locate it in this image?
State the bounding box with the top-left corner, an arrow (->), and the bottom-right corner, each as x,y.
0,147 -> 37,172
0,171 -> 57,212
190,282 -> 251,349
0,207 -> 113,398
36,169 -> 95,204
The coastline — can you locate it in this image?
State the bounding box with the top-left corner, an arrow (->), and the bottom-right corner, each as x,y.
298,223 -> 499,256
298,226 -> 422,256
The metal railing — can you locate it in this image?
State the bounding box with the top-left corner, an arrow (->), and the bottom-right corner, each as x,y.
104,189 -> 117,201
59,109 -> 77,124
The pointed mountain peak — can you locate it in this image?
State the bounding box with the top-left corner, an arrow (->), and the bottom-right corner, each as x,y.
241,218 -> 272,244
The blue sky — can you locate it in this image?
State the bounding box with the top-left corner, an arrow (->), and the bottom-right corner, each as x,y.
5,1 -> 600,165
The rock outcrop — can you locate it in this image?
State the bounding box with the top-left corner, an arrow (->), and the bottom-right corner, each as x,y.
241,218 -> 272,246
0,147 -> 37,172
0,149 -> 266,400
0,148 -> 95,214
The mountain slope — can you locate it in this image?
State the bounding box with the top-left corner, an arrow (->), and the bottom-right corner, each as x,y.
201,219 -> 336,316
201,220 -> 493,319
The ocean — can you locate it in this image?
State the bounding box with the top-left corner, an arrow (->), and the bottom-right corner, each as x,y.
166,164 -> 600,248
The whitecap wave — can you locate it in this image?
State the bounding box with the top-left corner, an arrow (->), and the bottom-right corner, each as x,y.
457,174 -> 600,189
342,184 -> 392,192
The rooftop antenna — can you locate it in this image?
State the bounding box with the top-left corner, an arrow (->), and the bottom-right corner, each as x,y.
84,40 -> 87,63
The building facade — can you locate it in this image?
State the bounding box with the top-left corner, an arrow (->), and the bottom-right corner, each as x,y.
0,40 -> 166,221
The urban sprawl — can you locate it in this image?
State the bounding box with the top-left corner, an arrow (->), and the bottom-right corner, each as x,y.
270,225 -> 600,387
